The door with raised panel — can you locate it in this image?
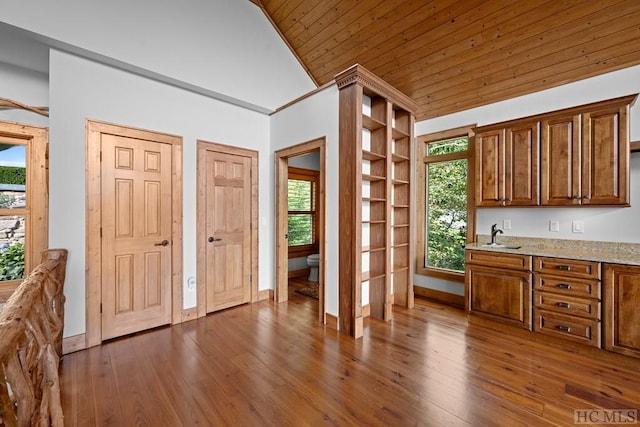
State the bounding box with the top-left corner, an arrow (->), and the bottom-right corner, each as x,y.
205,150 -> 252,312
475,128 -> 505,206
541,114 -> 581,205
581,106 -> 629,205
101,134 -> 173,340
505,122 -> 539,206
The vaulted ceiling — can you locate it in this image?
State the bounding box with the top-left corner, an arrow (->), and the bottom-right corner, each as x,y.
253,0 -> 640,120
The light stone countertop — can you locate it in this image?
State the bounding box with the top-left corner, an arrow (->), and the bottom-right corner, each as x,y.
466,235 -> 640,266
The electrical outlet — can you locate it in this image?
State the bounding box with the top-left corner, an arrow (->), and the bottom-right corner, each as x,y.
503,219 -> 512,230
549,220 -> 560,232
572,220 -> 584,233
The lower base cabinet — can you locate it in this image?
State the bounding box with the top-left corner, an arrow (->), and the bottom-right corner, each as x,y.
604,263 -> 640,358
532,257 -> 601,348
465,251 -> 532,330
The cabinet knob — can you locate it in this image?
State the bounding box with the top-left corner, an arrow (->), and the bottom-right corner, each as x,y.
582,194 -> 591,200
557,283 -> 572,289
556,302 -> 571,308
555,325 -> 572,333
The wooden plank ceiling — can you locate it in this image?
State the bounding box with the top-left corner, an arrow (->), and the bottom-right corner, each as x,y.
253,0 -> 640,120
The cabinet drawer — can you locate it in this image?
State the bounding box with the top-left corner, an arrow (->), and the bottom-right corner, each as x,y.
533,257 -> 600,279
534,310 -> 601,348
533,291 -> 600,320
466,250 -> 531,271
533,274 -> 601,299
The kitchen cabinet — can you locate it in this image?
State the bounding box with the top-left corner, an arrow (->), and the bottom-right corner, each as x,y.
465,250 -> 532,329
475,120 -> 539,207
474,94 -> 636,207
532,257 -> 601,347
603,263 -> 640,358
540,95 -> 633,206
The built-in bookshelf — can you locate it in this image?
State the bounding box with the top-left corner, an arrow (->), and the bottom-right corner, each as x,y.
336,64 -> 417,338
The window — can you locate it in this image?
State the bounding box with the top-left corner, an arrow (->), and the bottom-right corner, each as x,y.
0,121 -> 48,299
416,126 -> 475,281
287,167 -> 318,257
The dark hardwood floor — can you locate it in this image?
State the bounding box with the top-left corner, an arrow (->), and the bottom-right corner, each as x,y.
60,284 -> 640,426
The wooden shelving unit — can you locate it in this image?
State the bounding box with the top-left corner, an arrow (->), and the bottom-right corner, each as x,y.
336,64 -> 417,338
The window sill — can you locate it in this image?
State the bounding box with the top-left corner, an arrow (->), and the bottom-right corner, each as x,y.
415,267 -> 464,283
288,245 -> 318,259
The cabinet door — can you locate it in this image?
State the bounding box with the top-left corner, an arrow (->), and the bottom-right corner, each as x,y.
541,114 -> 581,205
466,265 -> 532,330
581,105 -> 629,206
603,264 -> 640,358
505,122 -> 539,206
475,129 -> 505,206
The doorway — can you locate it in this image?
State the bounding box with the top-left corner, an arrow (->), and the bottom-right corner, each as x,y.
275,137 -> 326,323
196,140 -> 258,318
85,120 -> 183,347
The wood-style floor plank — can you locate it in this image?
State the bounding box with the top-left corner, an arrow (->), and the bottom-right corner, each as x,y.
60,283 -> 640,426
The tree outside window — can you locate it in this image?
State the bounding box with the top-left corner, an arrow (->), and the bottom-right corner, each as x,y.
287,167 -> 318,255
416,128 -> 474,281
0,144 -> 26,281
426,138 -> 468,272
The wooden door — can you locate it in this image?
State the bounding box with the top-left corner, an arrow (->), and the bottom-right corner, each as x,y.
101,134 -> 173,340
467,265 -> 532,330
205,150 -> 252,312
603,264 -> 640,358
475,129 -> 505,206
540,114 -> 581,205
505,122 -> 539,206
581,106 -> 629,205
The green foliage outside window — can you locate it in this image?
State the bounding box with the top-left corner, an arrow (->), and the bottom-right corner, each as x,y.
426,137 -> 468,272
0,242 -> 25,281
288,179 -> 315,246
0,166 -> 26,185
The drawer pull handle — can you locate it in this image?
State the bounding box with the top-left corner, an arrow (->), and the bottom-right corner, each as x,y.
556,325 -> 571,333
556,265 -> 571,271
557,283 -> 571,290
556,302 -> 571,308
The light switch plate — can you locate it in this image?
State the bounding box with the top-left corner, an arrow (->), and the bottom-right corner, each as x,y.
503,219 -> 511,230
572,220 -> 584,233
549,220 -> 560,232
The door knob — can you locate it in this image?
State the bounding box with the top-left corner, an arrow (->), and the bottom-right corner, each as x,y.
208,236 -> 222,243
154,240 -> 170,246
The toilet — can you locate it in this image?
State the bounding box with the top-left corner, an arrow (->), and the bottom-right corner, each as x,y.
306,253 -> 320,282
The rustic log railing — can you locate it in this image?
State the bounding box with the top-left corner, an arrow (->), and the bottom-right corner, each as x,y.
0,249 -> 68,427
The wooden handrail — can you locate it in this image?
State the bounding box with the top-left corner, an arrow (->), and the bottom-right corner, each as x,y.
0,249 -> 68,427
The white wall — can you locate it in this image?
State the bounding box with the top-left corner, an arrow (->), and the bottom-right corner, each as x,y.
415,65 -> 640,296
270,85 -> 339,315
1,0 -> 314,111
49,49 -> 272,337
288,152 -> 320,171
0,61 -> 49,127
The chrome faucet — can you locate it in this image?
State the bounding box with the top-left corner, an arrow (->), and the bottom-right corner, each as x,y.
490,223 -> 503,245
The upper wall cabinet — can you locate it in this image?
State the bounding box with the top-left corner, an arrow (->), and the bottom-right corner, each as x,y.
541,96 -> 635,206
475,94 -> 637,207
476,120 -> 539,207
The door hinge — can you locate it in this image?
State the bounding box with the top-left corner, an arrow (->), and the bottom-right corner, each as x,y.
100,303 -> 102,314
100,227 -> 102,238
